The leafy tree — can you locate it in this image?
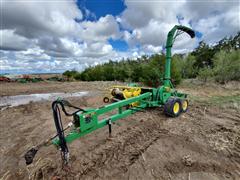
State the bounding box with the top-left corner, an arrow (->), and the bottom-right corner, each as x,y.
63,70 -> 78,80
212,50 -> 240,83
191,41 -> 215,68
62,32 -> 240,85
198,67 -> 213,82
182,55 -> 197,78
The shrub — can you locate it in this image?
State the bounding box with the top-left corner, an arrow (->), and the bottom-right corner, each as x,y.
171,55 -> 183,85
63,70 -> 78,80
213,50 -> 240,83
182,55 -> 197,78
198,67 -> 213,82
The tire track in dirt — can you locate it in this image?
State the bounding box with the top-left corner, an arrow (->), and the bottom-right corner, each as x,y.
61,117 -> 168,179
1,89 -> 240,179
53,106 -> 240,179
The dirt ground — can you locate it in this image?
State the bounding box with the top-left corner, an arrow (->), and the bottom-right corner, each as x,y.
0,81 -> 125,97
0,80 -> 239,180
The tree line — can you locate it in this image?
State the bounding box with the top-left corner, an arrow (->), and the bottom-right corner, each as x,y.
63,32 -> 240,86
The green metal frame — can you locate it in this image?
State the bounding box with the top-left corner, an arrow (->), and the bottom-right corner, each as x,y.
52,92 -> 152,145
52,25 -> 195,147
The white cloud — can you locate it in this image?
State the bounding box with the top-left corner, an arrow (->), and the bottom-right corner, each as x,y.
1,0 -> 121,62
172,33 -> 198,54
0,30 -> 34,51
80,15 -> 121,42
1,0 -> 82,38
120,0 -> 239,51
76,41 -> 114,58
142,45 -> 162,54
183,0 -> 237,21
128,21 -> 177,47
194,5 -> 240,43
21,47 -> 51,60
121,0 -> 183,29
0,0 -> 239,73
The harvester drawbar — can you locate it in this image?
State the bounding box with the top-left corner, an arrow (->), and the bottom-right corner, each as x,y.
24,25 -> 195,165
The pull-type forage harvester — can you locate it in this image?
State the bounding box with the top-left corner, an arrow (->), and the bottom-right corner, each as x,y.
25,25 -> 195,165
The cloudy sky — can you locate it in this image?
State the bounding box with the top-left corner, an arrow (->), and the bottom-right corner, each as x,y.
0,0 -> 239,74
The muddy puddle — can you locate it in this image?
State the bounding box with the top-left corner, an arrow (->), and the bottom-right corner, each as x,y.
0,91 -> 89,107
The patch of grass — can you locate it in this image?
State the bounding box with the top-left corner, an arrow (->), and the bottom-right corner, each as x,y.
190,94 -> 240,109
208,95 -> 240,109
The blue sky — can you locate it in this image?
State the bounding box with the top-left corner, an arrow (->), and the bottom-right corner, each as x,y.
78,0 -> 126,20
78,0 -> 129,52
0,0 -> 239,74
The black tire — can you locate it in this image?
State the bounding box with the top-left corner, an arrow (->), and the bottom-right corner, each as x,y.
103,97 -> 110,103
164,98 -> 182,117
181,99 -> 189,113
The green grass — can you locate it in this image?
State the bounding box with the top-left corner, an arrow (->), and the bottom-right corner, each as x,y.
208,95 -> 240,109
190,94 -> 240,109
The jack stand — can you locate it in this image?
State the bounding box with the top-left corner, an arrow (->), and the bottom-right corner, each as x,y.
108,119 -> 112,138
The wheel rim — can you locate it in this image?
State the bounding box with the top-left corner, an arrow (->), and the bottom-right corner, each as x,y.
182,100 -> 188,111
173,102 -> 180,114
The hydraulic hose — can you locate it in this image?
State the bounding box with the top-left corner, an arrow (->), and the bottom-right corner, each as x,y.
24,99 -> 86,165
52,101 -> 69,164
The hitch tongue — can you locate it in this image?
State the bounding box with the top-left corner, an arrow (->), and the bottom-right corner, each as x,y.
24,147 -> 38,165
